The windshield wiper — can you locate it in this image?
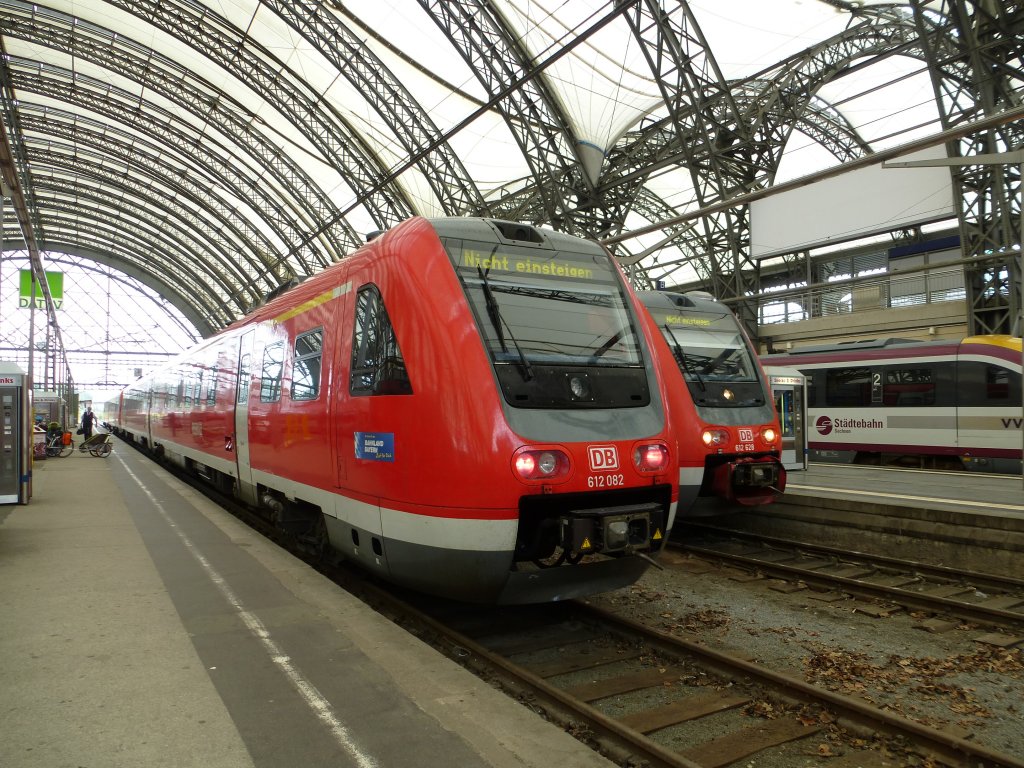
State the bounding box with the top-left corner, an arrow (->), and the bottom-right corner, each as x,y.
663,324 -> 706,392
478,266 -> 534,381
590,329 -> 625,361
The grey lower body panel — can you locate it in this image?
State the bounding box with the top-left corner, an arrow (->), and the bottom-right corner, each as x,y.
324,515 -> 651,604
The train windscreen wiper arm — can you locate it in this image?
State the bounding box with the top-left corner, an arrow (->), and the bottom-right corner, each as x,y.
478,266 -> 534,381
663,324 -> 706,392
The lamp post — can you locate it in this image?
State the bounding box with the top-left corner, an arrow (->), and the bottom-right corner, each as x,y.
884,151 -> 1023,488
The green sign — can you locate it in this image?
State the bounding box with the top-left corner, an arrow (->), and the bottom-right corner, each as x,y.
19,270 -> 63,310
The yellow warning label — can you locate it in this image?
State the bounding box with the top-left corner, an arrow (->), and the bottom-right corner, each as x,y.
581,537 -> 592,550
653,529 -> 663,540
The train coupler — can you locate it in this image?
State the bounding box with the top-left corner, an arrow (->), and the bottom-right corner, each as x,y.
559,503 -> 660,555
710,457 -> 787,505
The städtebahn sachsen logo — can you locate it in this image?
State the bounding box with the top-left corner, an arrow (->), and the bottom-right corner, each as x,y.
815,416 -> 833,436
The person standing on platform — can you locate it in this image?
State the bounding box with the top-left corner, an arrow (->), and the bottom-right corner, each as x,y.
81,407 -> 98,440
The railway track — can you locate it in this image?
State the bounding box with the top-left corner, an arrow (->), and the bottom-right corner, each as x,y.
414,597 -> 1024,768
675,523 -> 1024,633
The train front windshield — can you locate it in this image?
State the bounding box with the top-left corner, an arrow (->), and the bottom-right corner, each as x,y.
444,238 -> 649,408
649,309 -> 764,407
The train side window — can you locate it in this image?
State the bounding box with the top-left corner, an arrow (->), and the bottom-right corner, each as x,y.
292,328 -> 323,401
260,342 -> 285,402
959,361 -> 1018,406
350,285 -> 412,396
207,367 -> 218,405
237,354 -> 251,404
825,367 -> 871,406
194,370 -> 204,407
884,368 -> 935,406
805,372 -> 823,408
985,365 -> 1011,401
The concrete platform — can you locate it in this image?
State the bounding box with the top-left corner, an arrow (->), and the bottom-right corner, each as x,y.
1,441 -> 615,768
786,462 -> 1024,518
722,463 -> 1024,578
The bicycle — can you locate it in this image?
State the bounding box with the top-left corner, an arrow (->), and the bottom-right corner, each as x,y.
44,430 -> 74,458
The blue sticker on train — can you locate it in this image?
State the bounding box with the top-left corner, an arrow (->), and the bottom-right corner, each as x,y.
355,432 -> 395,462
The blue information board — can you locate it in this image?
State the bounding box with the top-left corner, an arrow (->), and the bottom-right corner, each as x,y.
354,432 -> 395,462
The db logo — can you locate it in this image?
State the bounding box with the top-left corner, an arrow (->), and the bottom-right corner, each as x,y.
588,445 -> 619,471
815,416 -> 833,436
738,428 -> 754,442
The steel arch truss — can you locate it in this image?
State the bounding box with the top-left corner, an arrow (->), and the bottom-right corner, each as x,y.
0,0 -> 418,330
1,0 -> 1019,347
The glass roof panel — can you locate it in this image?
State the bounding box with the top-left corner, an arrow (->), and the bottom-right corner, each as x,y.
687,0 -> 851,80
817,58 -> 942,149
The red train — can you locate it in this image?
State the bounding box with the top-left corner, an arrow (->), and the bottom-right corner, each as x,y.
111,217 -> 679,603
638,290 -> 785,514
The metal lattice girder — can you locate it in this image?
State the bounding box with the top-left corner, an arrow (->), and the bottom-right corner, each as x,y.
100,0 -> 417,232
2,202 -> 230,333
458,1 -> 762,298
606,9 -> 929,294
19,105 -> 299,305
6,61 -> 341,280
910,0 -> 1024,335
0,1 -> 359,309
617,187 -> 709,282
265,1 -> 490,218
602,94 -> 869,292
32,180 -> 243,330
30,152 -> 260,325
419,0 -> 628,234
617,0 -> 761,314
46,246 -> 217,338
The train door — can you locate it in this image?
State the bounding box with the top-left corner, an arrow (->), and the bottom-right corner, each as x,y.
766,366 -> 806,471
233,329 -> 258,505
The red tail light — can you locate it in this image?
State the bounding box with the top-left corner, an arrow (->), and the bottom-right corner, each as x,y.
633,442 -> 669,472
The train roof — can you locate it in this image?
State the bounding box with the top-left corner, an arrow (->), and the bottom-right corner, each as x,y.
773,337 -> 923,355
762,334 -> 1021,368
637,289 -> 728,315
769,334 -> 1020,357
427,217 -> 598,252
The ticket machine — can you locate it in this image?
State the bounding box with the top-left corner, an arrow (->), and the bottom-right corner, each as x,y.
0,363 -> 32,504
764,366 -> 806,471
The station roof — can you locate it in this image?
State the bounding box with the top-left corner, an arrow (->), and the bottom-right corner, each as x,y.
0,1 -> 1000,344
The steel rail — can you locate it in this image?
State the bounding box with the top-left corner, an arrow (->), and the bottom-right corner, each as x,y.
673,533 -> 1024,629
575,601 -> 1024,768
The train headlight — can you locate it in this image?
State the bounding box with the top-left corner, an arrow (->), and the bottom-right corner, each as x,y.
537,451 -> 558,474
633,442 -> 669,472
513,447 -> 570,482
701,428 -> 728,446
762,427 -> 778,443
